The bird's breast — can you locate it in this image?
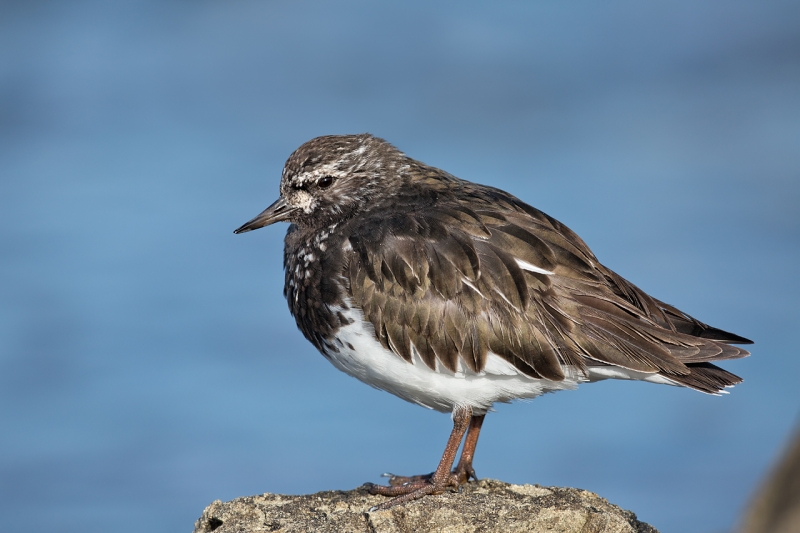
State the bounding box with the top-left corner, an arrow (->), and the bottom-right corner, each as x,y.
283,223 -> 351,351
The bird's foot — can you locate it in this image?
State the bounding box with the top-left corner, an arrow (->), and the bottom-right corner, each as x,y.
377,461 -> 478,488
366,471 -> 462,511
366,406 -> 478,512
380,471 -> 432,487
366,462 -> 478,511
452,460 -> 478,484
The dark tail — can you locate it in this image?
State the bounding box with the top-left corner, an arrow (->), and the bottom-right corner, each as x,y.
666,362 -> 744,394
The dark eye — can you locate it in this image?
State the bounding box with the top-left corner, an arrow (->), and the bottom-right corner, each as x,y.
317,175 -> 334,189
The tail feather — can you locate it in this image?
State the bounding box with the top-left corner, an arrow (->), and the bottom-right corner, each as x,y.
664,362 -> 743,394
657,299 -> 753,345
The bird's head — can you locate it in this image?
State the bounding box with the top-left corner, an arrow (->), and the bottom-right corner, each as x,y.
234,133 -> 406,234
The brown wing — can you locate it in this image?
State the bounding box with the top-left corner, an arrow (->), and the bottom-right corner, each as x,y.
344,192 -> 750,391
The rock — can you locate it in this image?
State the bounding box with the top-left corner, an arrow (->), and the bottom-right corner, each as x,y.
739,425 -> 800,533
194,479 -> 658,533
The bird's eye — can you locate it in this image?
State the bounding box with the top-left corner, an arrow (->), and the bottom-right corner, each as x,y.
317,175 -> 334,189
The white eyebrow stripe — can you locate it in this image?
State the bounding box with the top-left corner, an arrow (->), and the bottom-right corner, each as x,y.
515,258 -> 554,275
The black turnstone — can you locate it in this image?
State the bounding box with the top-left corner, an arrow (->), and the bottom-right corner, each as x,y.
234,134 -> 752,510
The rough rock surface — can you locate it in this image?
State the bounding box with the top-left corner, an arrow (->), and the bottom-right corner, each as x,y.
194,479 -> 658,533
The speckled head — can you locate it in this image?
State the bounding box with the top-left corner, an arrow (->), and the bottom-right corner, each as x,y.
234,134 -> 407,233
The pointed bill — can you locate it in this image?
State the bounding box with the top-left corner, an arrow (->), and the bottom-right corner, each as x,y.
234,197 -> 295,234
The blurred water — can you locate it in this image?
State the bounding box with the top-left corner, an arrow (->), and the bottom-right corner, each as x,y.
1,1 -> 798,532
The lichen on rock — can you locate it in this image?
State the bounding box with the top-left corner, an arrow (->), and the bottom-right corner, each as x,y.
194,479 -> 658,533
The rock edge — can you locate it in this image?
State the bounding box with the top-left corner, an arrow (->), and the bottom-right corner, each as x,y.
194,479 -> 658,533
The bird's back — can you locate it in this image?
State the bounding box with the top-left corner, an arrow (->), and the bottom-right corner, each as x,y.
332,169 -> 750,396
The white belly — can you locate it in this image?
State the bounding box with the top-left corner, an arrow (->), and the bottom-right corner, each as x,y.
322,307 -> 584,414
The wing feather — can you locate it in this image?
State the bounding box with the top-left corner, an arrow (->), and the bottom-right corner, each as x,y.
342,195 -> 749,392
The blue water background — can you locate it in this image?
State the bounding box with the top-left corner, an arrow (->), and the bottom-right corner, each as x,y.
1,2 -> 799,532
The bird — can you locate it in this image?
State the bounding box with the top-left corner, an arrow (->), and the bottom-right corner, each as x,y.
234,133 -> 752,511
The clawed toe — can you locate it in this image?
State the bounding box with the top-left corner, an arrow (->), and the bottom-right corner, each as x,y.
366,409 -> 485,510
381,472 -> 433,487
453,462 -> 478,484
367,474 -> 461,511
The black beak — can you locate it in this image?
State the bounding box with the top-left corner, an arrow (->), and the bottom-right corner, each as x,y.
234,198 -> 295,234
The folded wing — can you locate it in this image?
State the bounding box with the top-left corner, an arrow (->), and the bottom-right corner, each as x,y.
344,188 -> 750,393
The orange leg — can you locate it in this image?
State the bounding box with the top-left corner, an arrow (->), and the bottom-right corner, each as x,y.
453,413 -> 485,484
367,407 -> 485,511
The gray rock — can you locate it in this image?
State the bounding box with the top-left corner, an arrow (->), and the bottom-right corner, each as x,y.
194,479 -> 658,533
